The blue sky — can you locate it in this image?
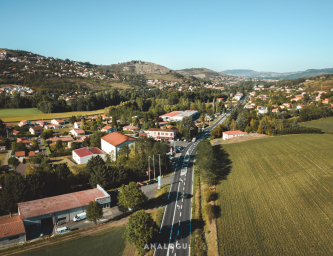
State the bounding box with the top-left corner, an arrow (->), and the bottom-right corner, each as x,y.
1,0 -> 332,72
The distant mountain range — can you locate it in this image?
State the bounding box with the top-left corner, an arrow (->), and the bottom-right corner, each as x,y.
222,69 -> 333,79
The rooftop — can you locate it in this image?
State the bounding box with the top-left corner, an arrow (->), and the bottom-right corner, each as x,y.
223,130 -> 247,135
101,132 -> 136,147
73,147 -> 105,158
18,188 -> 106,219
0,215 -> 26,239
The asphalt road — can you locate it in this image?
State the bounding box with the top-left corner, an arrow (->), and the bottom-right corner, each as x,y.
154,112 -> 230,256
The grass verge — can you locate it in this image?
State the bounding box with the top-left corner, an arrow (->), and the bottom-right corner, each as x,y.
300,116 -> 333,133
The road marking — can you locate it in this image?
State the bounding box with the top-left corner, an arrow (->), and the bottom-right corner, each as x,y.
184,182 -> 185,186
183,187 -> 185,190
182,198 -> 183,202
181,205 -> 182,209
180,212 -> 182,217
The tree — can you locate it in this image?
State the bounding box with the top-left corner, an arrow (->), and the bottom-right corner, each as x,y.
89,165 -> 112,188
257,125 -> 263,133
292,119 -> 299,129
118,182 -> 147,212
86,201 -> 103,225
111,116 -> 117,128
68,115 -> 76,125
123,210 -> 158,255
40,129 -> 54,140
236,112 -> 247,131
230,119 -> 236,131
8,157 -> 20,169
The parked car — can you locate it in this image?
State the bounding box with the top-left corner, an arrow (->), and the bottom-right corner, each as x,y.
137,181 -> 145,186
147,180 -> 157,185
73,212 -> 86,222
183,193 -> 190,199
56,226 -> 71,235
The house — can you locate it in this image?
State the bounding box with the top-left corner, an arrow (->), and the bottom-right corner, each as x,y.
12,130 -> 20,135
138,133 -> 148,138
72,147 -> 106,164
145,128 -> 176,141
29,126 -> 44,135
257,106 -> 268,114
18,120 -> 31,127
272,108 -> 279,113
74,122 -> 84,129
222,130 -> 247,140
15,151 -> 26,157
35,120 -> 47,127
101,132 -> 136,159
50,119 -> 66,125
49,136 -> 74,144
69,129 -> 85,136
44,124 -> 61,129
101,126 -> 117,134
0,146 -> 6,151
122,125 -> 139,132
0,215 -> 26,248
5,124 -> 13,130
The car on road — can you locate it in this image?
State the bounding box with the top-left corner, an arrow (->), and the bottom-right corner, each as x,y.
146,180 -> 157,185
183,193 -> 190,199
137,181 -> 145,186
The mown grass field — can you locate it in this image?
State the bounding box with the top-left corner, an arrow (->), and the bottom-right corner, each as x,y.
300,117 -> 333,133
216,134 -> 333,256
0,108 -> 43,118
0,108 -> 105,122
15,226 -> 127,256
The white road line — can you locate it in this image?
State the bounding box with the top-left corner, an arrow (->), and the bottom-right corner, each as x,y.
159,205 -> 167,232
181,205 -> 182,209
180,212 -> 182,217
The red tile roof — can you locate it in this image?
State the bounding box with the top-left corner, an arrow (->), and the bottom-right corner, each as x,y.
49,137 -> 74,142
71,129 -> 85,134
12,130 -> 20,134
123,125 -> 139,130
102,126 -> 112,130
101,132 -> 136,147
0,215 -> 26,238
15,151 -> 25,157
30,126 -> 43,131
73,147 -> 105,158
147,128 -> 175,132
139,133 -> 148,137
28,152 -> 35,157
222,130 -> 247,135
18,188 -> 106,219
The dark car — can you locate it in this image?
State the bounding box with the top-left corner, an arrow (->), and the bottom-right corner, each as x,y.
147,180 -> 157,185
183,193 -> 190,199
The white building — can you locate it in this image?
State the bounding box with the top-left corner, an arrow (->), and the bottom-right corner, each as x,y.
101,132 -> 136,159
72,147 -> 106,164
69,129 -> 85,136
74,122 -> 84,129
222,130 -> 247,140
51,119 -> 66,125
145,128 -> 176,141
159,110 -> 199,122
101,125 -> 117,134
257,106 -> 268,114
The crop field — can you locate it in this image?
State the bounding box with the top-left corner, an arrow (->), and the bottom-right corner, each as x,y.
15,226 -> 127,256
216,134 -> 333,256
0,108 -> 105,123
300,117 -> 333,133
0,108 -> 43,118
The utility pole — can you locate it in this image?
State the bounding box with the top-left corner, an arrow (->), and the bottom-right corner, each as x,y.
158,154 -> 161,177
148,156 -> 150,181
153,155 -> 155,180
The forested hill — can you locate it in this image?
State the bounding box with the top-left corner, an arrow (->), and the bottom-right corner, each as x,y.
222,68 -> 333,79
176,68 -> 229,80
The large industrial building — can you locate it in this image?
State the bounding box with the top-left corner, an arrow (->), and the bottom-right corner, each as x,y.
159,110 -> 199,122
17,185 -> 110,237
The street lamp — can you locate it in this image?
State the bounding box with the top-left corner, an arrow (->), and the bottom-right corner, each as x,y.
153,155 -> 156,180
157,154 -> 161,177
148,156 -> 151,181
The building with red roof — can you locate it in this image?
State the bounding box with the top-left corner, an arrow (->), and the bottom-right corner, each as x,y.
69,129 -> 85,136
122,125 -> 139,132
222,130 -> 247,140
0,215 -> 26,247
145,128 -> 176,141
159,110 -> 199,122
72,147 -> 106,164
101,132 -> 136,160
17,185 -> 110,236
15,151 -> 26,157
101,125 -> 117,134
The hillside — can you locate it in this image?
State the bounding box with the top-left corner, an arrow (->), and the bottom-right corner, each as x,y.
176,68 -> 229,80
223,68 -> 333,79
97,60 -> 171,75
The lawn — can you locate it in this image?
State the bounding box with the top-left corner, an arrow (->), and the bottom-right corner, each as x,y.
0,151 -> 7,165
300,117 -> 333,133
216,134 -> 333,256
0,109 -> 105,123
0,108 -> 43,118
15,226 -> 127,256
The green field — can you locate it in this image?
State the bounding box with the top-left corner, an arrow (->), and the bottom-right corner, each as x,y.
0,108 -> 105,122
0,108 -> 43,118
15,226 -> 127,256
216,134 -> 333,255
300,117 -> 333,132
